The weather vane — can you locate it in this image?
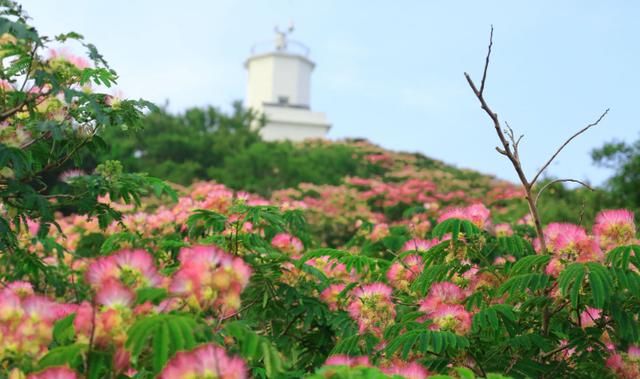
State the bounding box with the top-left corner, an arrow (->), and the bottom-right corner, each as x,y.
274,22 -> 295,51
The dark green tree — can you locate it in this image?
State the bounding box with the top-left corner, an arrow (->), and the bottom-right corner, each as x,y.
91,102 -> 263,185
592,138 -> 640,211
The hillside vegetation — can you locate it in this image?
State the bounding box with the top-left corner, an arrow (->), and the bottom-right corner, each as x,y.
2,2 -> 639,378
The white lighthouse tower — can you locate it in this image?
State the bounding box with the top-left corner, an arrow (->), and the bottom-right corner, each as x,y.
245,26 -> 331,141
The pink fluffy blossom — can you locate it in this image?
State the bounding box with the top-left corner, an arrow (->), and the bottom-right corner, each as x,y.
540,223 -> 603,264
401,238 -> 438,252
382,361 -> 430,379
0,286 -> 75,360
370,223 -> 390,242
419,282 -> 466,315
86,249 -> 163,289
593,209 -> 636,251
158,344 -> 247,379
96,279 -> 135,308
494,223 -> 513,237
347,283 -> 396,337
306,256 -> 355,282
325,354 -> 370,367
607,351 -> 640,378
545,258 -> 564,278
629,345 -> 640,361
387,255 -> 424,291
271,233 -> 304,258
170,245 -> 251,316
438,203 -> 491,229
320,284 -> 347,311
580,307 -> 602,328
27,367 -> 80,379
48,48 -> 91,69
429,304 -> 472,335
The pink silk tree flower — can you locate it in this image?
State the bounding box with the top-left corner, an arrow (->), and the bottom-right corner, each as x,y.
325,354 -> 371,367
382,361 -> 431,379
428,304 -> 472,335
593,209 -> 637,251
419,282 -> 466,315
320,284 -> 348,311
271,232 -> 304,258
27,366 -> 80,379
387,254 -> 424,291
347,283 -> 396,337
158,344 -> 247,379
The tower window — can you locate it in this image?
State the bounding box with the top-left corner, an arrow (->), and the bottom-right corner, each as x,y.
277,96 -> 289,105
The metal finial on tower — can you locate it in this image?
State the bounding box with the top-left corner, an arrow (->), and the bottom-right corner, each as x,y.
274,22 -> 295,51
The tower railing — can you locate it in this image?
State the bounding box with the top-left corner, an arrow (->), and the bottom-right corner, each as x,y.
250,39 -> 310,57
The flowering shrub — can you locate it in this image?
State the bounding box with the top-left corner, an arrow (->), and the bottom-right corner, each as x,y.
2,2 -> 640,379
5,165 -> 638,378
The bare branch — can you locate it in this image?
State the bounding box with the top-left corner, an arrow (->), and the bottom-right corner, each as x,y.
531,108 -> 610,185
504,121 -> 522,161
534,178 -> 594,207
479,25 -> 494,96
18,44 -> 38,93
495,146 -> 507,156
465,26 -> 548,251
515,134 -> 524,149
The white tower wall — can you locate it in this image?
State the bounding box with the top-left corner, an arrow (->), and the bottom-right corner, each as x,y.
244,31 -> 330,142
245,56 -> 274,111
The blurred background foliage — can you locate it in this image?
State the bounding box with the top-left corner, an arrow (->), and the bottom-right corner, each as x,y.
56,103 -> 636,225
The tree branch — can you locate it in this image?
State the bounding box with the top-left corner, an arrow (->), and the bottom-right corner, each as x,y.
464,26 -> 547,251
465,27 -> 608,254
530,108 -> 609,185
479,25 -> 494,96
534,178 -> 594,207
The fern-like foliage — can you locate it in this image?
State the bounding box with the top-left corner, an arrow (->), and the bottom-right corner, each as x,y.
431,218 -> 481,242
606,244 -> 640,270
385,329 -> 470,359
508,254 -> 550,276
471,304 -> 517,334
125,313 -> 198,373
558,262 -> 613,308
498,273 -> 551,298
495,235 -> 534,258
186,209 -> 228,239
223,321 -> 286,378
300,248 -> 389,276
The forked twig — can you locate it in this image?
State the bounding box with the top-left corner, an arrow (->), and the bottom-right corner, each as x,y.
464,26 -> 608,253
534,178 -> 594,207
530,109 -> 609,186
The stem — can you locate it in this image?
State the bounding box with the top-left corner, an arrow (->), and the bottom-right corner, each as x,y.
86,296 -> 98,376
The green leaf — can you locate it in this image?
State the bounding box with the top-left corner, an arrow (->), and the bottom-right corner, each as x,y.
52,313 -> 76,345
456,367 -> 476,379
497,235 -> 534,257
498,273 -> 550,297
472,304 -> 516,333
385,329 -> 469,359
153,322 -> 170,372
558,263 -> 585,308
135,287 -> 168,305
432,218 -> 481,242
509,254 -> 551,276
223,321 -> 285,378
126,314 -> 198,372
412,263 -> 453,296
87,351 -> 112,379
39,343 -> 85,369
606,245 -> 640,270
586,263 -> 613,308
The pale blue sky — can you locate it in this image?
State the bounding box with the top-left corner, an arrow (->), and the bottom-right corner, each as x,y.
19,1 -> 640,186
